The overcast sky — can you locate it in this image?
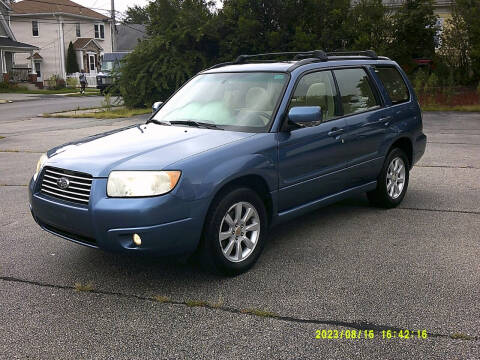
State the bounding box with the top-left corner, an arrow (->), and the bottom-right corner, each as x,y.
74,0 -> 222,20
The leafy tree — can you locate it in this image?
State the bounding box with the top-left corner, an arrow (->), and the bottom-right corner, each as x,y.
349,0 -> 392,53
65,41 -> 79,74
454,0 -> 480,82
438,8 -> 471,84
124,5 -> 150,24
116,0 -> 218,107
389,0 -> 438,70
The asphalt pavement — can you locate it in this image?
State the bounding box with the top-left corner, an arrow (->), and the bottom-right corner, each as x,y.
0,102 -> 479,359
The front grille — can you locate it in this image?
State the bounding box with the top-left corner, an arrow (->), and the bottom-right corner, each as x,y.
40,167 -> 92,205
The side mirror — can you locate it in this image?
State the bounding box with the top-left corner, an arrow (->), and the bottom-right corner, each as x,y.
287,106 -> 322,126
152,101 -> 163,113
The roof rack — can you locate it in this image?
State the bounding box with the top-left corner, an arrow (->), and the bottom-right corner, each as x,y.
205,49 -> 382,71
327,50 -> 378,59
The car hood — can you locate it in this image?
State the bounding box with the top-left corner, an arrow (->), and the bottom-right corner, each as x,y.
45,124 -> 256,177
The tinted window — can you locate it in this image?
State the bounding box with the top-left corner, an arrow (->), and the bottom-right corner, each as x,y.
334,68 -> 379,115
375,67 -> 409,104
290,71 -> 337,122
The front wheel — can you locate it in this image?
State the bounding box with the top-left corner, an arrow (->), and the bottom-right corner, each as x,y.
367,148 -> 409,208
200,187 -> 267,276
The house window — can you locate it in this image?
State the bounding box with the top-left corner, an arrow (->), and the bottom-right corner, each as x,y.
32,21 -> 39,37
94,24 -> 104,39
76,23 -> 81,37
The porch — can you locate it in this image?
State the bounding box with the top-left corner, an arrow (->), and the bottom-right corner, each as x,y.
0,37 -> 39,84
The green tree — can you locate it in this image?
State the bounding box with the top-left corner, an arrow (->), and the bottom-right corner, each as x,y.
438,8 -> 471,84
65,41 -> 79,74
124,5 -> 150,24
349,0 -> 392,53
455,0 -> 480,83
116,0 -> 218,107
389,0 -> 438,70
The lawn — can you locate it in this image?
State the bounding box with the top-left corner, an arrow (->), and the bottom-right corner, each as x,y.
48,107 -> 151,119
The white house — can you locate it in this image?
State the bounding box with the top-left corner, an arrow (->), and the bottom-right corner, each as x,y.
0,0 -> 38,83
10,0 -> 112,84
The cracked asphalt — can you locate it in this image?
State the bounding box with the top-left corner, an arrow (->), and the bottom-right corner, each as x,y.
0,100 -> 479,359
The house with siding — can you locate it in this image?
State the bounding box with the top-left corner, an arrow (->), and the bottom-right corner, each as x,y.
0,0 -> 38,83
10,0 -> 112,84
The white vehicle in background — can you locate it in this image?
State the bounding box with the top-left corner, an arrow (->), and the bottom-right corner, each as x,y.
96,52 -> 130,94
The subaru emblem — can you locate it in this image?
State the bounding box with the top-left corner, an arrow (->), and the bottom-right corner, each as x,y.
57,177 -> 70,190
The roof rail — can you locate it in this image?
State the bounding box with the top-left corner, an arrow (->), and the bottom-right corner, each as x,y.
326,50 -> 378,59
235,50 -> 328,64
205,49 -> 383,71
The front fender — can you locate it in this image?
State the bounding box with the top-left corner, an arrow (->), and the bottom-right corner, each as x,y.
170,133 -> 278,203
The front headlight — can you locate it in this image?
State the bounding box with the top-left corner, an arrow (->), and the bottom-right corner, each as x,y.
107,171 -> 181,197
33,153 -> 48,181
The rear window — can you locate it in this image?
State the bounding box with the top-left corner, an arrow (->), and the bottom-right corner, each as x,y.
333,68 -> 380,115
375,67 -> 410,104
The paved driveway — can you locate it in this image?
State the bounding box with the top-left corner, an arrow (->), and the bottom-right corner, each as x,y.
0,112 -> 479,359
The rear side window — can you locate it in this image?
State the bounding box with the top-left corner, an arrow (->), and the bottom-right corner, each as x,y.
334,68 -> 379,115
289,70 -> 338,122
375,67 -> 410,104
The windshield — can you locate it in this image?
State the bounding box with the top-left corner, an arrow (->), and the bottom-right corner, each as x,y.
152,72 -> 289,132
101,61 -> 114,72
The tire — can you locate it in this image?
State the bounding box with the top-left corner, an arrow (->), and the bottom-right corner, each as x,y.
367,148 -> 409,208
199,187 -> 268,276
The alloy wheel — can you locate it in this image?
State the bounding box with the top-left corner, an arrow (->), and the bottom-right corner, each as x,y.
219,201 -> 260,263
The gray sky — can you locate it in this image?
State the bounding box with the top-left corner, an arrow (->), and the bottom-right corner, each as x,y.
74,0 -> 222,20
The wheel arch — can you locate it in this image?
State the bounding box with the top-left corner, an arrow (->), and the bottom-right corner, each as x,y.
208,174 -> 273,225
388,137 -> 413,168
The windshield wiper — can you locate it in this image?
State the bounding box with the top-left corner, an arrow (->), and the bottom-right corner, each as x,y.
147,119 -> 171,126
169,120 -> 224,130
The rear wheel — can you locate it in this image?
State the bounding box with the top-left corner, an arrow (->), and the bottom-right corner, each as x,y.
200,187 -> 267,276
367,148 -> 409,208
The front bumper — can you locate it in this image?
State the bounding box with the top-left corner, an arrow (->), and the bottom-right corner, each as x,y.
28,175 -> 208,256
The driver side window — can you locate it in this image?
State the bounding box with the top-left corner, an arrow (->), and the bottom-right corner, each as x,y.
289,70 -> 338,123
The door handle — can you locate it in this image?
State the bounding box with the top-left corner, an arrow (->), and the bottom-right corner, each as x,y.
378,116 -> 392,126
328,128 -> 344,137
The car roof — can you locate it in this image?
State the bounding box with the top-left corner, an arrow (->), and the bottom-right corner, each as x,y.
201,57 -> 396,74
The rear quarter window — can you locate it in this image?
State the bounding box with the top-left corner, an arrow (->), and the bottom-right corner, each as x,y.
375,67 -> 410,104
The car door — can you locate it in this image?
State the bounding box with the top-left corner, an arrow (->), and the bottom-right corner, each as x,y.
277,70 -> 350,212
333,67 -> 391,188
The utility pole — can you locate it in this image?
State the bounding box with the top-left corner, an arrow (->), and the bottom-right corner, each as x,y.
111,0 -> 116,52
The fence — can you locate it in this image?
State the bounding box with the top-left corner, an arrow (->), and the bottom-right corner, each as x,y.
416,86 -> 479,107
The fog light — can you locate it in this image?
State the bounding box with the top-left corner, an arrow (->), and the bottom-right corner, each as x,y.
133,233 -> 142,246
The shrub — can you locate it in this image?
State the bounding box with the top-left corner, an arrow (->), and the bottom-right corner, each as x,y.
46,75 -> 66,90
66,77 -> 78,88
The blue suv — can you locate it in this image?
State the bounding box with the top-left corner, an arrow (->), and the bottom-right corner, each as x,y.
29,50 -> 426,275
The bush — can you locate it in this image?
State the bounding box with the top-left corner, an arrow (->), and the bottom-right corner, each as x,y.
66,77 -> 78,88
46,75 -> 66,90
477,82 -> 480,97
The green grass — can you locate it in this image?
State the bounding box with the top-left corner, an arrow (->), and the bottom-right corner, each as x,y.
0,136 -> 4,140
185,300 -> 209,307
74,282 -> 94,292
421,104 -> 480,112
241,308 -> 278,318
50,107 -> 150,119
65,92 -> 102,97
153,295 -> 170,303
